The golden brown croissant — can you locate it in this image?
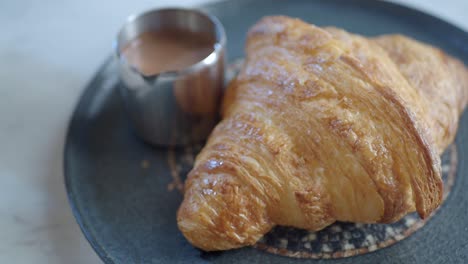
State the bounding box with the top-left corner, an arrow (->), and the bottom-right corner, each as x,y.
177,16 -> 468,251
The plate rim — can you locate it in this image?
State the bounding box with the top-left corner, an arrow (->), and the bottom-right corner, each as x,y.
64,57 -> 116,264
63,1 -> 468,263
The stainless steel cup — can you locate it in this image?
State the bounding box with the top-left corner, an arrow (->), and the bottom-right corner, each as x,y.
115,8 -> 226,146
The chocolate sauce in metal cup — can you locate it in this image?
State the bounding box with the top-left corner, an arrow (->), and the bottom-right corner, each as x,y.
115,8 -> 226,146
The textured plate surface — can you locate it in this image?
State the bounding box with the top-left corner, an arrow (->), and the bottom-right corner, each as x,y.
64,0 -> 468,263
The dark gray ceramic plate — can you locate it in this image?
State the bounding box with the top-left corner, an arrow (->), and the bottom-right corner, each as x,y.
64,0 -> 468,263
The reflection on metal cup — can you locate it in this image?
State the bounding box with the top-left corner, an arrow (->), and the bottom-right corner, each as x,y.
115,8 -> 226,146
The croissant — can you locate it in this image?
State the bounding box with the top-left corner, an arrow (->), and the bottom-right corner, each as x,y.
177,16 -> 468,251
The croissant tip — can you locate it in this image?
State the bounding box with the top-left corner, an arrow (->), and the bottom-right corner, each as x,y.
417,211 -> 429,220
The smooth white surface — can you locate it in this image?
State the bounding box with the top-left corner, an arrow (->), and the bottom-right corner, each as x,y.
0,0 -> 467,263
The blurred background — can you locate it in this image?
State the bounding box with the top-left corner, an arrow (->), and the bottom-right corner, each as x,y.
0,0 -> 467,263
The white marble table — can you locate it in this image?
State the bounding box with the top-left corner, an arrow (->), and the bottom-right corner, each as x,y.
0,0 -> 466,263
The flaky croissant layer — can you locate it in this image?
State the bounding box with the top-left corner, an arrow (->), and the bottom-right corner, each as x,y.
177,16 -> 468,251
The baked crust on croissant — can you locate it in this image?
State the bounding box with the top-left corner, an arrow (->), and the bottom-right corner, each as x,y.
177,16 -> 468,251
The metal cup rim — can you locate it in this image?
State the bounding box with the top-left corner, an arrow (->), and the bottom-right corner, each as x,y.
113,7 -> 227,79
